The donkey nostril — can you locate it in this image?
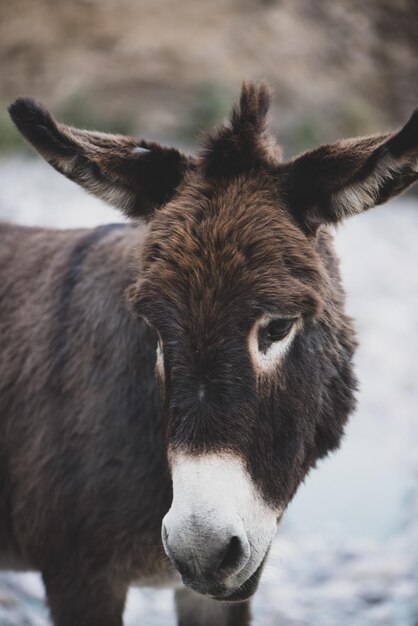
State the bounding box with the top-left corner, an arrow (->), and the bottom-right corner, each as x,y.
219,535 -> 245,574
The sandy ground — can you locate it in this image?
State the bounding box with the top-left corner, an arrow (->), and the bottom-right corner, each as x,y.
0,156 -> 417,625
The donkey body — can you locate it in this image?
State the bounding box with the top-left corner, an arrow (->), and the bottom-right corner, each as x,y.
0,221 -> 186,619
1,84 -> 417,626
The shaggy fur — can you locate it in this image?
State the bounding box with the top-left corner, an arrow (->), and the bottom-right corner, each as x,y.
1,83 -> 417,626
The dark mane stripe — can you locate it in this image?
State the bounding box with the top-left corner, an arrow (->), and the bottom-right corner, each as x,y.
51,223 -> 127,389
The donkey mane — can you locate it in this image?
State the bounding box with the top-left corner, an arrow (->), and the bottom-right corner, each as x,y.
200,82 -> 280,179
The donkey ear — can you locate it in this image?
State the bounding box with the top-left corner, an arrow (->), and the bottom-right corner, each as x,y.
283,108 -> 418,234
9,97 -> 193,219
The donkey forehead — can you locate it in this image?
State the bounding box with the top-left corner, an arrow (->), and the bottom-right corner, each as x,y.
138,177 -> 324,318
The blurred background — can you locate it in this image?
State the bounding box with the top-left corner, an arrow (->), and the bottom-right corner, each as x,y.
0,1 -> 417,624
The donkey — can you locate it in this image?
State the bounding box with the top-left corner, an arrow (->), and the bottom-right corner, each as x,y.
1,83 -> 417,626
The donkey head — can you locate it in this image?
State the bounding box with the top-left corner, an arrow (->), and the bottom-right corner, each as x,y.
10,85 -> 418,601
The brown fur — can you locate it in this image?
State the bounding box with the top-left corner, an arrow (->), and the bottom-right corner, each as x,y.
0,83 -> 417,625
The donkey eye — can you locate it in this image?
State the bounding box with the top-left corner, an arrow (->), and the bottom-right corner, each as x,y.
258,318 -> 296,352
267,319 -> 295,341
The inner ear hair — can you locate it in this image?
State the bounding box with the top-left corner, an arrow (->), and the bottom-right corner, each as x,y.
283,107 -> 418,234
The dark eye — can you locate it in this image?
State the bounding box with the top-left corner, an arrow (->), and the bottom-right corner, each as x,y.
258,318 -> 296,353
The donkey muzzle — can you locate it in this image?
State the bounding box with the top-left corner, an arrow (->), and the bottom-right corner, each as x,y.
161,452 -> 279,598
162,513 -> 251,591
